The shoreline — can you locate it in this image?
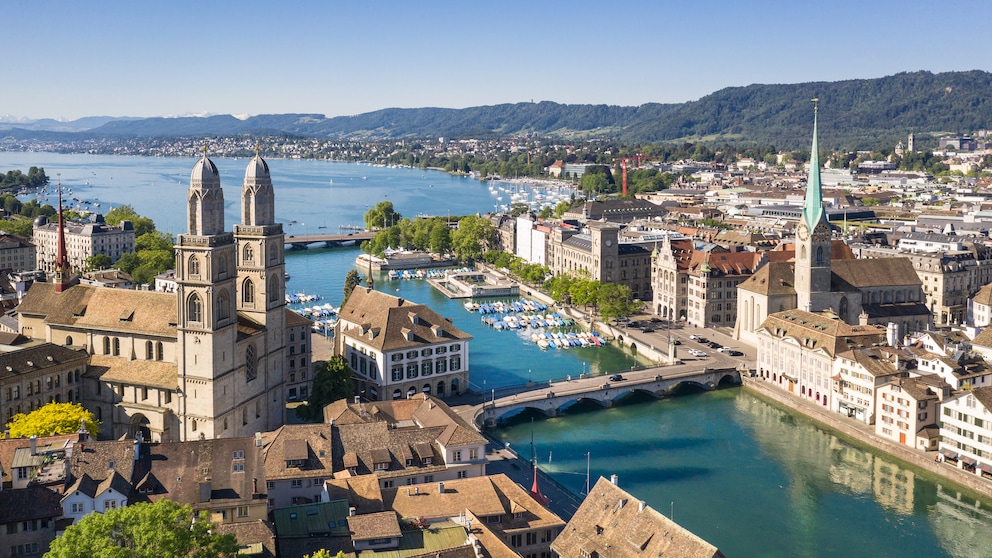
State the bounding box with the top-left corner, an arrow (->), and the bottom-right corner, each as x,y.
742,375 -> 992,502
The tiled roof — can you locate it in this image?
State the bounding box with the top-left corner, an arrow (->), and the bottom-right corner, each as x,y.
88,354 -> 178,390
347,510 -> 402,540
760,310 -> 887,358
0,485 -> 64,524
0,433 -> 78,484
323,474 -> 385,515
146,438 -> 264,510
971,386 -> 992,411
338,288 -> 471,353
333,421 -> 446,479
215,520 -> 277,558
551,477 -> 723,558
260,424 -> 334,481
67,440 -> 136,488
831,258 -> 921,288
971,327 -> 992,349
382,475 -> 507,521
19,282 -> 178,337
974,283 -> 992,307
0,343 -> 89,381
739,261 -> 796,296
285,308 -> 312,327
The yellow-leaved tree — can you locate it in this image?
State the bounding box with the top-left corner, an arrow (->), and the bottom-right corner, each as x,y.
5,402 -> 99,438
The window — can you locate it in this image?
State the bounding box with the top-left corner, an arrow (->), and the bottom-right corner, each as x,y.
291,479 -> 303,488
237,505 -> 249,518
232,463 -> 245,473
469,448 -> 478,460
246,345 -> 257,381
450,356 -> 461,372
104,500 -> 117,511
422,360 -> 433,376
453,450 -> 462,462
382,480 -> 394,489
450,344 -> 460,352
436,359 -> 447,374
242,278 -> 255,305
188,255 -> 200,276
457,470 -> 468,479
218,289 -> 231,321
70,502 -> 84,514
391,366 -> 403,382
406,350 -> 418,359
406,363 -> 418,379
187,293 -> 203,323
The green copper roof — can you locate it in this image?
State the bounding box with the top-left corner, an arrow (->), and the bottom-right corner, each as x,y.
802,107 -> 825,232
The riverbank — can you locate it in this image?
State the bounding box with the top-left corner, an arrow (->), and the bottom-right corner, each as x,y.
742,375 -> 992,502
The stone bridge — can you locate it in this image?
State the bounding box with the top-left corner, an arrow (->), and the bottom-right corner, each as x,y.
475,367 -> 742,428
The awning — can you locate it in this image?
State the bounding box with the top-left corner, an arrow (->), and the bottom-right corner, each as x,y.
979,464 -> 992,474
961,456 -> 978,466
940,449 -> 959,460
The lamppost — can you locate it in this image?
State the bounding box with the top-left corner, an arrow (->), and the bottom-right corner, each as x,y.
527,369 -> 532,386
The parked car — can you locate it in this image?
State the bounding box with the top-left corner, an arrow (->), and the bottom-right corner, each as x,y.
609,374 -> 626,382
708,341 -> 723,349
687,348 -> 708,357
642,327 -> 656,333
726,349 -> 744,357
689,334 -> 707,342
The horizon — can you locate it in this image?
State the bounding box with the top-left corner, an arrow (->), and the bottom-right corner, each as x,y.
8,0 -> 992,121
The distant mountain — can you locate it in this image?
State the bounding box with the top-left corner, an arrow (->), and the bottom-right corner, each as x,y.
0,115 -> 142,132
7,71 -> 992,148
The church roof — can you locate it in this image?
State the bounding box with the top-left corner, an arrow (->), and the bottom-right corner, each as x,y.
89,355 -> 179,390
765,239 -> 856,263
831,258 -> 922,288
18,282 -> 177,338
738,261 -> 796,296
244,153 -> 270,180
802,106 -> 826,232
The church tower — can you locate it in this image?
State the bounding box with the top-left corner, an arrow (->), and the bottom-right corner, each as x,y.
795,101 -> 833,313
175,148 -> 239,440
234,149 -> 287,429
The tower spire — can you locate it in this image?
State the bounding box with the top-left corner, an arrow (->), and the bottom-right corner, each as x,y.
802,99 -> 824,233
53,174 -> 72,293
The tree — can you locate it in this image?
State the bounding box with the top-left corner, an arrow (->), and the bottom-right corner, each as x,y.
428,219 -> 452,254
598,283 -> 643,322
6,402 -> 99,439
363,201 -> 401,230
450,215 -> 496,263
84,254 -> 112,271
46,500 -> 238,558
304,551 -> 347,558
104,204 -> 155,237
342,269 -> 362,304
297,356 -> 354,422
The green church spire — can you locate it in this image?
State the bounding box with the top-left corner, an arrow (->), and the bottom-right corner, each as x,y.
802,99 -> 825,232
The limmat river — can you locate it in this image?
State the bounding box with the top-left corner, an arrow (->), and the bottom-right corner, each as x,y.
3,152 -> 992,557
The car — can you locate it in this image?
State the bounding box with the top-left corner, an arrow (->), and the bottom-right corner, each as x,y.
689,334 -> 707,342
708,341 -> 723,349
642,327 -> 656,333
687,348 -> 708,357
672,339 -> 681,345
726,349 -> 744,357
609,374 -> 626,382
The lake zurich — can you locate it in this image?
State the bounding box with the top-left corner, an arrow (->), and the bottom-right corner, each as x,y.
3,152 -> 992,557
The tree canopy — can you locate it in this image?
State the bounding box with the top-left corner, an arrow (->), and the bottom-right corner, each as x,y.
6,402 -> 99,438
450,215 -> 496,263
105,204 -> 156,237
46,500 -> 238,558
342,269 -> 362,304
296,356 -> 355,422
363,201 -> 401,230
0,166 -> 48,191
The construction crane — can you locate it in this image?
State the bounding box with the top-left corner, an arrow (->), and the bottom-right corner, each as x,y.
613,154 -> 644,197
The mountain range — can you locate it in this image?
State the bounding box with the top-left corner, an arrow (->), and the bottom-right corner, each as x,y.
3,70 -> 991,149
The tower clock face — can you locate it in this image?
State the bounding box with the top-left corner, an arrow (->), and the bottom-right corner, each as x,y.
797,225 -> 809,242
813,223 -> 830,242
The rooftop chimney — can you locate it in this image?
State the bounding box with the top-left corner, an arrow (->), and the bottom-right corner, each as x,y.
610,474 -> 619,486
29,435 -> 37,456
438,482 -> 445,494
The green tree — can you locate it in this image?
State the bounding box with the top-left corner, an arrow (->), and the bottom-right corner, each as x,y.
450,215 -> 496,263
428,219 -> 452,254
303,551 -> 347,558
363,201 -> 401,230
46,500 -> 238,558
6,402 -> 99,438
343,269 -> 362,304
104,204 -> 155,237
84,254 -> 112,271
861,197 -> 880,207
297,356 -> 354,422
0,217 -> 34,237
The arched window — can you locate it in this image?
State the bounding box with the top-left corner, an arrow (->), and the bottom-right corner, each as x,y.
800,246 -> 807,261
243,244 -> 254,264
65,335 -> 73,346
188,255 -> 200,277
113,338 -> 120,356
156,342 -> 164,361
839,297 -> 849,319
188,293 -> 203,323
103,337 -> 111,355
268,275 -> 279,303
246,345 -> 257,382
816,247 -> 824,265
436,381 -> 445,395
242,279 -> 255,305
146,340 -> 154,360
217,289 -> 231,321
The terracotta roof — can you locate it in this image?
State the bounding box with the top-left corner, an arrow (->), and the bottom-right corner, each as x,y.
88,354 -> 178,390
971,327 -> 992,349
551,477 -> 723,558
67,440 -> 137,488
215,520 -> 277,558
19,282 -> 178,337
333,421 -> 446,479
0,433 -> 78,485
347,510 -> 402,540
323,474 -> 385,515
338,288 -> 471,352
383,475 -> 505,520
974,283 -> 992,307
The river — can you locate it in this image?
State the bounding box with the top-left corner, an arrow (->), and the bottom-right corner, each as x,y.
2,152 -> 991,557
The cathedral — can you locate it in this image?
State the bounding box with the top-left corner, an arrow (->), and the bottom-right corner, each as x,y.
734,106 -> 932,346
16,150 -> 304,442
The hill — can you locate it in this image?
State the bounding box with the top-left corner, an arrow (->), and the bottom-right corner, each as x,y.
5,71 -> 992,149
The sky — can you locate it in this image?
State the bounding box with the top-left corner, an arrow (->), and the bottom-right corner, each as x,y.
6,0 -> 992,121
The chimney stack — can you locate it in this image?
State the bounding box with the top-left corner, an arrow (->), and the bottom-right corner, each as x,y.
438,482 -> 445,494
29,435 -> 37,456
610,474 -> 618,486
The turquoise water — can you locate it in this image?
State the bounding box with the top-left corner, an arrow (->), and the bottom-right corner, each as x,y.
4,152 -> 992,557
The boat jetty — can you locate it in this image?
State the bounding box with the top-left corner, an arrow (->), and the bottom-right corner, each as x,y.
356,248 -> 454,271
430,270 -> 519,299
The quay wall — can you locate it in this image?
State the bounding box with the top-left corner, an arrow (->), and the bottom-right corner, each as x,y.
742,376 -> 992,501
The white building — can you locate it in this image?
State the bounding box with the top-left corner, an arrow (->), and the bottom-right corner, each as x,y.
938,386 -> 992,478
874,375 -> 948,449
33,215 -> 135,273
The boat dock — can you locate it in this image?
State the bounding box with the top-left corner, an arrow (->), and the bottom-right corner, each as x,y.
429,270 -> 520,299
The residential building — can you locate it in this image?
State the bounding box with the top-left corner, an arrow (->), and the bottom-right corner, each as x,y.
938,386 -> 992,477
63,439 -> 142,524
33,214 -> 135,273
561,198 -> 665,224
284,311 -> 313,404
17,152 -> 297,441
832,347 -> 904,424
0,486 -> 63,558
0,343 -> 89,424
874,375 -> 948,449
969,282 -> 992,327
0,433 -> 79,490
0,233 -> 35,274
336,288 -> 472,401
259,424 -> 333,510
551,476 -> 724,558
322,394 -> 487,490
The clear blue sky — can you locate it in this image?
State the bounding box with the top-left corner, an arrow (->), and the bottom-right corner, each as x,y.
7,0 -> 992,121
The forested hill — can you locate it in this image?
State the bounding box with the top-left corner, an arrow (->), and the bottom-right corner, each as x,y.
5,71 -> 992,149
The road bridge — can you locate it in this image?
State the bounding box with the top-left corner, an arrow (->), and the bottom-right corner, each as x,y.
473,366 -> 742,428
286,230 -> 375,249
